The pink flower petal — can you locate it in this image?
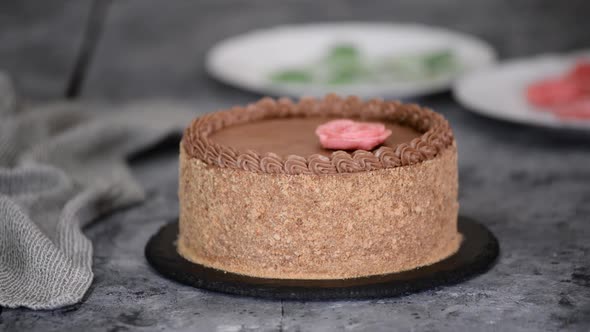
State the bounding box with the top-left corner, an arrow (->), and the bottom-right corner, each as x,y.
552,98 -> 590,119
316,119 -> 392,150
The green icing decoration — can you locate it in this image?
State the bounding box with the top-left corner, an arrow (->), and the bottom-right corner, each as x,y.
268,44 -> 459,85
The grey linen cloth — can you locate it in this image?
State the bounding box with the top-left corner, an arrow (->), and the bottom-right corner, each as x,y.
0,73 -> 195,309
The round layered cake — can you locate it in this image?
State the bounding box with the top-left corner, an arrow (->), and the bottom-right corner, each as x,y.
178,95 -> 461,279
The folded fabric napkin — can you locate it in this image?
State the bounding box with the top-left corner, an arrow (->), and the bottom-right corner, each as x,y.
0,73 -> 195,309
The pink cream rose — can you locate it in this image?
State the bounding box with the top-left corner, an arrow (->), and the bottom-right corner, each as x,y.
315,119 -> 392,150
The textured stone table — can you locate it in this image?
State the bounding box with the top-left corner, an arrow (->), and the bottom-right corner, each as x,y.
1,1 -> 590,331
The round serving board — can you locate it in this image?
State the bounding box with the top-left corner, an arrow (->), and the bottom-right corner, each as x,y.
145,216 -> 498,300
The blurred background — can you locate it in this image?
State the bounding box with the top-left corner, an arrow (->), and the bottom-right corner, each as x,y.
2,0 -> 589,103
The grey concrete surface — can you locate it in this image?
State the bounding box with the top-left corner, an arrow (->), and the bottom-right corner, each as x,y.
1,1 -> 590,331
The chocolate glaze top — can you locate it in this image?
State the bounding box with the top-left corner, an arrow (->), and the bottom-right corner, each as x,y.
182,94 -> 454,175
210,117 -> 420,157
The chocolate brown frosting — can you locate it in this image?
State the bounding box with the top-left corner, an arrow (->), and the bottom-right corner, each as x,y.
182,94 -> 454,175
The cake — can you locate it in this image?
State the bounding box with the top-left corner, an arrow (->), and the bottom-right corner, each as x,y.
178,94 -> 461,280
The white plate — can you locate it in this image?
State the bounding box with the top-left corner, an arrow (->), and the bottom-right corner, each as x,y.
453,52 -> 590,130
206,22 -> 497,99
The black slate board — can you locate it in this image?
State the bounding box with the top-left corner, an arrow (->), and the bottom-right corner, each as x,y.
145,216 -> 499,300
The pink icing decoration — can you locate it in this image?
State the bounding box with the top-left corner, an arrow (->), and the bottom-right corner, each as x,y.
315,119 -> 392,150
